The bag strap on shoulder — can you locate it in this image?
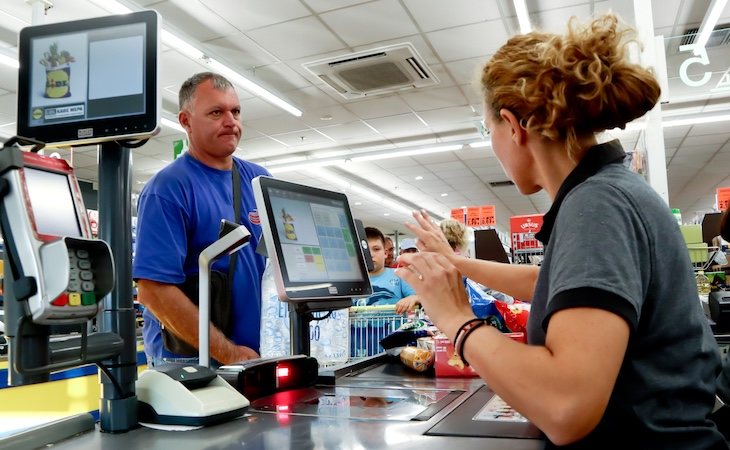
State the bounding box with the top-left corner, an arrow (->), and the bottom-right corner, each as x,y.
229,162 -> 241,288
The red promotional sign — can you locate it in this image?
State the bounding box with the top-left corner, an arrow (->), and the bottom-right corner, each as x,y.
718,187 -> 730,211
509,214 -> 544,251
450,208 -> 465,223
463,205 -> 495,228
480,205 -> 495,227
466,207 -> 481,227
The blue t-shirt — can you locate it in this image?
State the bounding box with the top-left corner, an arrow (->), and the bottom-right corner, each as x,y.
362,268 -> 416,306
132,152 -> 270,358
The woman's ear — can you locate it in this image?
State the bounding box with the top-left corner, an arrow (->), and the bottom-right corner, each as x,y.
499,108 -> 527,146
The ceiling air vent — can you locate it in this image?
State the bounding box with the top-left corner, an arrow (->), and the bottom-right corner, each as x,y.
303,43 -> 439,99
680,24 -> 730,47
489,180 -> 515,188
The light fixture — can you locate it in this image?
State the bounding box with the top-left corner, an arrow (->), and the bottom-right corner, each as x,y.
415,176 -> 423,180
469,141 -> 492,148
351,144 -> 463,162
206,59 -> 302,117
662,113 -> 730,128
311,168 -> 426,219
268,158 -> 343,174
441,193 -> 448,197
161,117 -> 186,133
0,48 -> 19,69
264,140 -> 489,173
693,0 -> 728,56
88,0 -> 302,117
513,0 -> 532,34
161,30 -> 205,60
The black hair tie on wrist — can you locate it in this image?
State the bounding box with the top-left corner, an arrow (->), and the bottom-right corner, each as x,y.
456,320 -> 487,367
452,318 -> 482,354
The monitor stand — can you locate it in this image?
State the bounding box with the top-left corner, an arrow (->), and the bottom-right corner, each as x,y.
289,299 -> 353,357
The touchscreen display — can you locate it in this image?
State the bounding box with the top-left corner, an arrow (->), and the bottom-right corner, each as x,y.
17,11 -> 159,146
24,167 -> 81,238
254,176 -> 372,301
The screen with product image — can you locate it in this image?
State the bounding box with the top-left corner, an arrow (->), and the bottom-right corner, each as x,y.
253,176 -> 372,302
23,167 -> 82,238
17,10 -> 159,146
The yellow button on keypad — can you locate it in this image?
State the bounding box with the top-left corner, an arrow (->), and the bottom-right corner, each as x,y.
68,293 -> 82,306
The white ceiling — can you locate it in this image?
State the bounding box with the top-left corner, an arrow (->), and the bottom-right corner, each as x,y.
0,0 -> 728,238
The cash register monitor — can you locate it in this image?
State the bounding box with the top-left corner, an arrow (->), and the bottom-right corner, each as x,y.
21,152 -> 90,241
16,10 -> 160,147
253,176 -> 372,302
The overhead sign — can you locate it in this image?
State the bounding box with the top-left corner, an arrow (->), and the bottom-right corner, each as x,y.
718,187 -> 730,211
465,205 -> 495,228
678,44 -> 730,93
451,207 -> 465,223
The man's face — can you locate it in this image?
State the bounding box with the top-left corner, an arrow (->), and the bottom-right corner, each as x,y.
179,79 -> 242,159
368,237 -> 385,274
384,238 -> 395,266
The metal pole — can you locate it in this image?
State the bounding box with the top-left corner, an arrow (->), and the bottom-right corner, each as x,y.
97,142 -> 137,432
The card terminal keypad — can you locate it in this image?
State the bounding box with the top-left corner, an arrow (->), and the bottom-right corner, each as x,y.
51,247 -> 98,307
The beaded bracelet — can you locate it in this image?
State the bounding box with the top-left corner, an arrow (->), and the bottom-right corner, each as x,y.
455,320 -> 487,367
452,318 -> 483,355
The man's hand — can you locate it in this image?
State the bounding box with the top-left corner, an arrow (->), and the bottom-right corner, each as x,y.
224,345 -> 260,365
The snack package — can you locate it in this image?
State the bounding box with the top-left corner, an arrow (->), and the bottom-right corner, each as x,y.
465,278 -> 509,332
400,345 -> 434,372
433,334 -> 479,377
380,318 -> 436,354
494,299 -> 531,334
434,332 -> 525,377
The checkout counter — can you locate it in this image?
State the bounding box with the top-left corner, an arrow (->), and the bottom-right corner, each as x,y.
37,355 -> 544,450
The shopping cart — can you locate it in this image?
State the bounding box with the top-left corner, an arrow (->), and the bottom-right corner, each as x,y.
349,305 -> 409,360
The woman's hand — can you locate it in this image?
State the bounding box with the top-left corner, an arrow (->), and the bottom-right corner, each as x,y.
396,251 -> 474,340
404,210 -> 454,257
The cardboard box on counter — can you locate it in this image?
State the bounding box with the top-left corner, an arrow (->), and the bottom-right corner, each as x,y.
434,332 -> 525,377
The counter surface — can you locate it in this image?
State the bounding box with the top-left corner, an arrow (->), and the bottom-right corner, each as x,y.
45,357 -> 545,450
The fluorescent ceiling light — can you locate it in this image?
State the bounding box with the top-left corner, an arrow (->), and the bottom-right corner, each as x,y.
311,168 -> 417,218
205,60 -> 302,117
269,158 -> 341,174
662,113 -> 730,128
161,117 -> 186,133
609,111 -> 730,133
469,141 -> 491,148
265,140 -> 489,173
693,0 -> 728,55
161,30 -> 204,60
351,144 -> 462,162
513,0 -> 532,33
0,50 -> 19,69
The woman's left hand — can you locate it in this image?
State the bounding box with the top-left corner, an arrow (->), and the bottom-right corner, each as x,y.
396,251 -> 474,338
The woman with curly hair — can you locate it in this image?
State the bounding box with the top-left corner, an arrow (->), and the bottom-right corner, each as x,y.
397,14 -> 727,449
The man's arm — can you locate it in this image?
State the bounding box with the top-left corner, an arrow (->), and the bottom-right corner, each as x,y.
137,279 -> 258,364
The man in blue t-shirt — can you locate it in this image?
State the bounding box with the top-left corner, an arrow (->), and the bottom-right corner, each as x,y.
133,72 -> 269,366
360,227 -> 418,306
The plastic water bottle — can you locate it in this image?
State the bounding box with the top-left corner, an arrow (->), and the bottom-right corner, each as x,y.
309,308 -> 350,367
259,260 -> 350,366
696,270 -> 711,296
259,260 -> 291,357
